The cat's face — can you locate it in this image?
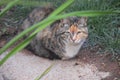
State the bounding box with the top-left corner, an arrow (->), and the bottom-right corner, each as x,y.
57,17 -> 88,44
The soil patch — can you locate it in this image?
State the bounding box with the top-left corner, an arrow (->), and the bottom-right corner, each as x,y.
77,48 -> 120,80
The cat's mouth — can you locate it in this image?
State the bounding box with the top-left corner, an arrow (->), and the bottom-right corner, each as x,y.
69,39 -> 81,45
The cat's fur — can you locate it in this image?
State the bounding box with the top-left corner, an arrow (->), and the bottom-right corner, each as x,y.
22,7 -> 88,60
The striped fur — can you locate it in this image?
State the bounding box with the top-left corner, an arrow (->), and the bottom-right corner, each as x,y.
22,7 -> 88,60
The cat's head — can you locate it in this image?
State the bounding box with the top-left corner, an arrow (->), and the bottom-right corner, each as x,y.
56,17 -> 88,44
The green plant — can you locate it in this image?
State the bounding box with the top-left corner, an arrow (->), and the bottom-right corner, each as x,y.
35,64 -> 54,80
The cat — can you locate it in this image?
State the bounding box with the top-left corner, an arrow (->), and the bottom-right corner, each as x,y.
22,7 -> 88,60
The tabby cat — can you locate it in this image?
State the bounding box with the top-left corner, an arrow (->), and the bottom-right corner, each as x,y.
22,7 -> 88,60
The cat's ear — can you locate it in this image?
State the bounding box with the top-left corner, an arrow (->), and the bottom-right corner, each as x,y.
79,17 -> 87,26
60,18 -> 70,24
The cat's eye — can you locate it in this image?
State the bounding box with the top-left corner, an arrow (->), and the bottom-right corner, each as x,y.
65,31 -> 70,34
77,31 -> 82,34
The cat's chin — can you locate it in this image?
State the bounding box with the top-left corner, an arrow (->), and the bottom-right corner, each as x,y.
69,42 -> 80,46
68,40 -> 80,45
72,40 -> 81,44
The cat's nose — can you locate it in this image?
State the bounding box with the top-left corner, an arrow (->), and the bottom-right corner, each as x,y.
72,38 -> 76,42
72,36 -> 76,42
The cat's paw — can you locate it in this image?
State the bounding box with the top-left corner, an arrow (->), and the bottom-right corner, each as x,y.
61,57 -> 71,60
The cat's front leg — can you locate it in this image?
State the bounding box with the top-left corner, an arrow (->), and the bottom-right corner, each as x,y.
61,56 -> 71,60
61,53 -> 76,60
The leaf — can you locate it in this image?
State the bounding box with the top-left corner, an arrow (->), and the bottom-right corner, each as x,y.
35,64 -> 54,80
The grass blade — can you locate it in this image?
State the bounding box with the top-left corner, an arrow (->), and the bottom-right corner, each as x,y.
0,18 -> 48,55
49,0 -> 74,17
0,0 -> 51,7
0,20 -> 54,66
0,33 -> 35,66
0,0 -> 19,17
55,10 -> 120,19
35,64 -> 54,80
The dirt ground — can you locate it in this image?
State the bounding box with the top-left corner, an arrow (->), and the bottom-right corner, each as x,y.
78,48 -> 120,80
